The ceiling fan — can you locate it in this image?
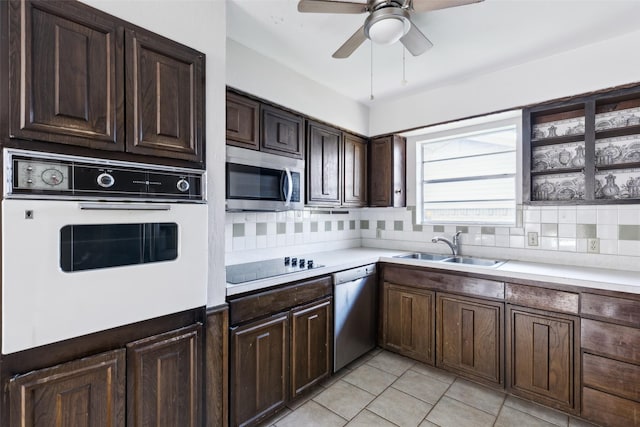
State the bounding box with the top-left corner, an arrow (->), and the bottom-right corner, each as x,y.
298,0 -> 484,58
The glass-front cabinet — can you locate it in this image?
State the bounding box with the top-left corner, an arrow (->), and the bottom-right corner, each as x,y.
524,84 -> 640,204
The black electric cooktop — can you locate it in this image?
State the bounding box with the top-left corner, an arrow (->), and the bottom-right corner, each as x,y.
226,256 -> 324,284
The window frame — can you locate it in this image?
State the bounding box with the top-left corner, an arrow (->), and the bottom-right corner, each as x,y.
404,110 -> 523,226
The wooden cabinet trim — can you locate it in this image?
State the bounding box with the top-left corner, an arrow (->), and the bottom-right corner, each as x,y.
506,283 -> 579,314
261,104 -> 304,159
228,276 -> 332,326
383,265 -> 504,300
342,133 -> 368,207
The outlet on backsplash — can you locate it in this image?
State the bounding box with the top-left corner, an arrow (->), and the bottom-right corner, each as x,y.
587,238 -> 600,253
527,232 -> 539,246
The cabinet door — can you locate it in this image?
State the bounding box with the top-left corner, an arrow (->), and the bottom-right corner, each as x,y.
226,92 -> 260,150
307,121 -> 341,205
8,0 -> 123,150
369,135 -> 406,207
261,105 -> 304,159
343,133 -> 368,206
127,324 -> 201,427
291,298 -> 332,398
382,282 -> 435,365
125,28 -> 204,163
230,313 -> 289,427
9,349 -> 125,427
437,293 -> 503,385
507,306 -> 577,412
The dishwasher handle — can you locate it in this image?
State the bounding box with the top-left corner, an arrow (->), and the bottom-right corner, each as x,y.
332,264 -> 377,285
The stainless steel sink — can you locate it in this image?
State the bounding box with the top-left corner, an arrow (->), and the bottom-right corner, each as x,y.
441,256 -> 505,267
394,252 -> 451,261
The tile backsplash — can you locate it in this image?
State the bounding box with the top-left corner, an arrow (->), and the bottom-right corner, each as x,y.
226,205 -> 640,271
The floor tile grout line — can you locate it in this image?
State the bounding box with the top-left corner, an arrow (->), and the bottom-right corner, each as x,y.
416,373 -> 457,426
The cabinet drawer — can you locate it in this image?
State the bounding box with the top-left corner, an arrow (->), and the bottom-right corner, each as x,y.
582,318 -> 640,364
581,293 -> 640,327
383,265 -> 504,299
229,276 -> 332,325
582,387 -> 640,427
506,283 -> 578,314
583,353 -> 640,402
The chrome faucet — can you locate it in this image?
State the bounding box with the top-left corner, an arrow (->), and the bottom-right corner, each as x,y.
432,231 -> 462,256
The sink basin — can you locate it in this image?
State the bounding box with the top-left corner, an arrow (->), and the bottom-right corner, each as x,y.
441,256 -> 505,267
394,252 -> 451,261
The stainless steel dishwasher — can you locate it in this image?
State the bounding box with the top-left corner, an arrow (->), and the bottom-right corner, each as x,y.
332,264 -> 377,372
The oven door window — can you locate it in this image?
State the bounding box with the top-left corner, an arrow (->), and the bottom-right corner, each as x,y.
60,223 -> 178,272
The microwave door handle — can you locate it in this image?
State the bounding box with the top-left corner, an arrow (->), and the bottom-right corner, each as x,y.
284,167 -> 293,206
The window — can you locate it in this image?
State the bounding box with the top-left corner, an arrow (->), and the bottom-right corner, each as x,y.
412,112 -> 520,225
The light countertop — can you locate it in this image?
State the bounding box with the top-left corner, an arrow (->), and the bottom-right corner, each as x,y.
226,248 -> 640,297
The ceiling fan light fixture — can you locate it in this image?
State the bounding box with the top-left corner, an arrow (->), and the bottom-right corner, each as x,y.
364,8 -> 411,46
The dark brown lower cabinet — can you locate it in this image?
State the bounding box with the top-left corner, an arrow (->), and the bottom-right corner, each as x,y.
291,298 -> 332,398
581,317 -> 640,426
381,282 -> 434,365
9,349 -> 126,427
127,324 -> 202,427
437,293 -> 503,386
230,313 -> 289,427
507,305 -> 578,413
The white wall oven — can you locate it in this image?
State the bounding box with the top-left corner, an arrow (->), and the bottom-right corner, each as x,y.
2,149 -> 207,354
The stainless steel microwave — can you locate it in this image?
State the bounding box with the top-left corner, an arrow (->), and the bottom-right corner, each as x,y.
226,146 -> 305,211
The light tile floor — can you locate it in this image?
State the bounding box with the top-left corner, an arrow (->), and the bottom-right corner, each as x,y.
258,349 -> 600,427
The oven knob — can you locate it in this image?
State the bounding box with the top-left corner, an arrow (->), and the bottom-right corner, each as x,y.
307,260 -> 314,269
291,257 -> 298,266
284,257 -> 290,265
97,172 -> 115,188
176,178 -> 190,192
299,259 -> 305,268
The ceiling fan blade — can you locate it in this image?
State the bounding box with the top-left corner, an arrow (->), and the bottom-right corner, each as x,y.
332,25 -> 367,58
400,23 -> 433,56
298,0 -> 368,14
410,0 -> 483,12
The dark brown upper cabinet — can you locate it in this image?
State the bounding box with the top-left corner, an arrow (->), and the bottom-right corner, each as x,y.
262,104 -> 304,159
124,28 -> 204,163
7,0 -> 123,151
306,120 -> 341,206
6,0 -> 204,165
343,133 -> 368,207
369,135 -> 406,207
524,83 -> 640,204
226,92 -> 260,150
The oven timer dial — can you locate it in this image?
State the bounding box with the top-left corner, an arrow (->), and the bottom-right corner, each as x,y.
97,172 -> 115,188
41,168 -> 65,187
176,178 -> 190,192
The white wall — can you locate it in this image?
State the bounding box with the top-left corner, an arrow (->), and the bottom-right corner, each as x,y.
227,39 -> 369,136
369,29 -> 640,136
81,0 -> 227,307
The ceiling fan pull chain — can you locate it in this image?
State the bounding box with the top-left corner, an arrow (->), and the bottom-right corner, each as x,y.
370,41 -> 375,101
402,45 -> 408,86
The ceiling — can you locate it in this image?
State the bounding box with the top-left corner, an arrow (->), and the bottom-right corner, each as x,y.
227,0 -> 640,105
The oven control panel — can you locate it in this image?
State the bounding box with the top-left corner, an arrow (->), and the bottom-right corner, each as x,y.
5,149 -> 205,202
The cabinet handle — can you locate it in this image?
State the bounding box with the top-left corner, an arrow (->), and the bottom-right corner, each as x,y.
394,188 -> 402,194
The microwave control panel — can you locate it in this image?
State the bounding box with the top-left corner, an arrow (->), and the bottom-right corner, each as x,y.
4,149 -> 205,202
